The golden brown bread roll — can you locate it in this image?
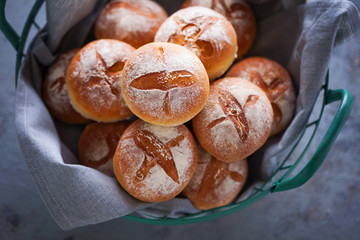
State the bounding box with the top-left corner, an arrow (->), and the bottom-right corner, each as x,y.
121,42 -> 210,126
182,0 -> 256,59
113,119 -> 198,202
226,57 -> 296,136
183,144 -> 248,210
95,0 -> 168,48
66,39 -> 135,122
42,49 -> 90,124
155,6 -> 237,81
78,121 -> 131,177
192,77 -> 273,162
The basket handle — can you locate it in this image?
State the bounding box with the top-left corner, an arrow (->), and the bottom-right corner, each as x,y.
0,0 -> 20,50
271,88 -> 353,192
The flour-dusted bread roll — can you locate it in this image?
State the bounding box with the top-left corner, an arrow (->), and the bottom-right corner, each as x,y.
192,77 -> 273,162
121,42 -> 210,126
43,49 -> 90,124
95,0 -> 168,48
183,144 -> 248,210
226,57 -> 296,136
78,121 -> 131,177
155,6 -> 237,81
182,0 -> 256,59
66,39 -> 135,122
113,119 -> 198,202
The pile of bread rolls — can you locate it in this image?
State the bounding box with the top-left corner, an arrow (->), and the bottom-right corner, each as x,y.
42,0 -> 296,211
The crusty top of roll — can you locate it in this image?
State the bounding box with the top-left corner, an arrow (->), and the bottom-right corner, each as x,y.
182,0 -> 256,59
183,144 -> 248,210
78,121 -> 131,177
43,49 -> 89,124
155,6 -> 237,81
113,120 -> 197,202
121,42 -> 209,126
226,57 -> 296,136
95,0 -> 168,48
66,39 -> 135,122
192,77 -> 273,162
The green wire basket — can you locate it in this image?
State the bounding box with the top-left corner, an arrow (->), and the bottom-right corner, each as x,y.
0,0 -> 354,225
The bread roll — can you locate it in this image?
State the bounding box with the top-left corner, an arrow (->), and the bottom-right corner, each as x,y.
226,57 -> 296,136
121,42 -> 209,126
78,121 -> 131,176
155,6 -> 237,81
66,39 -> 135,122
113,119 -> 198,202
192,77 -> 273,162
182,0 -> 256,59
42,49 -> 90,124
183,144 -> 248,210
95,0 -> 168,48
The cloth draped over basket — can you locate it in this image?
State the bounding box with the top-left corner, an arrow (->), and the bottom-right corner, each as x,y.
15,0 -> 360,230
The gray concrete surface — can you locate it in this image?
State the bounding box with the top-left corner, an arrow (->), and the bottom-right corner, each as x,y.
1,0 -> 360,239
